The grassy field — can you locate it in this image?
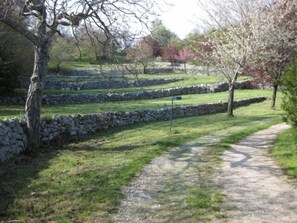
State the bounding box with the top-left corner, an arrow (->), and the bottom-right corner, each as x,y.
0,89 -> 272,119
0,99 -> 286,222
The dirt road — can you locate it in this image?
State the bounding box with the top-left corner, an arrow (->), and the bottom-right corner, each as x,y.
213,123 -> 297,222
111,123 -> 297,222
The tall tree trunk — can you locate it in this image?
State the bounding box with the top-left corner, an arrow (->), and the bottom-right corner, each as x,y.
25,13 -> 50,148
25,43 -> 49,148
271,83 -> 278,109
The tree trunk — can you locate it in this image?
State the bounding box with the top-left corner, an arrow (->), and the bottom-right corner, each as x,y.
227,82 -> 235,117
141,62 -> 147,74
75,43 -> 82,62
227,71 -> 240,117
184,62 -> 187,74
25,41 -> 49,149
271,83 -> 278,109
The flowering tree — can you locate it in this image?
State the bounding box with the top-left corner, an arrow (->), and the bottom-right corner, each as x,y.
161,46 -> 179,68
0,0 -> 157,147
249,0 -> 297,109
200,0 -> 262,116
174,48 -> 194,73
193,39 -> 214,75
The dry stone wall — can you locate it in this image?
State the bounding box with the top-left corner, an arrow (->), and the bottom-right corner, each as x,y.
49,67 -> 214,76
0,81 -> 254,105
0,119 -> 27,162
20,78 -> 181,90
54,68 -> 176,76
0,97 -> 266,162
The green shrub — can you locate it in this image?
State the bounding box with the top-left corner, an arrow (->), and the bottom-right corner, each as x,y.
282,57 -> 297,126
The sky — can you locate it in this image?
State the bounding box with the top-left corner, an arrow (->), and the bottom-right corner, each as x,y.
159,0 -> 207,39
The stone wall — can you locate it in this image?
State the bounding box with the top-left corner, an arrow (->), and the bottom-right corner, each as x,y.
0,119 -> 27,162
0,97 -> 266,162
51,67 -> 214,76
0,81 -> 254,105
46,78 -> 181,90
20,78 -> 181,90
53,68 -> 176,76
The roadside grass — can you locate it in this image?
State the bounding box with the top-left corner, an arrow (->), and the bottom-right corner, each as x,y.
271,127 -> 297,178
0,99 -> 284,222
0,89 -> 272,119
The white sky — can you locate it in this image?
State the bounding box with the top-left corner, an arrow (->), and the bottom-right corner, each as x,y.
159,0 -> 207,39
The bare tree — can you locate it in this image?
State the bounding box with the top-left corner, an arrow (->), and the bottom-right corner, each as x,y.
0,0 -> 157,147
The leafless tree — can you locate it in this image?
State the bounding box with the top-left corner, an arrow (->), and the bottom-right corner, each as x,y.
0,0 -> 157,147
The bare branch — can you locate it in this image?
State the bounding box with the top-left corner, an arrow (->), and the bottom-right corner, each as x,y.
0,12 -> 38,45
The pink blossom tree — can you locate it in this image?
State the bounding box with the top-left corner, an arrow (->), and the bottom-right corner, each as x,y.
161,46 -> 179,69
174,48 -> 194,73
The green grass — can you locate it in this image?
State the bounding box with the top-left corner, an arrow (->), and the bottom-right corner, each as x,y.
48,60 -> 114,70
0,99 -> 285,222
14,74 -> 225,96
46,73 -> 211,82
44,74 -> 226,95
271,127 -> 297,178
0,89 -> 272,119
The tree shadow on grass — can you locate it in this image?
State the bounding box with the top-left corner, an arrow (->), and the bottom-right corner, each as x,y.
0,122 -> 159,222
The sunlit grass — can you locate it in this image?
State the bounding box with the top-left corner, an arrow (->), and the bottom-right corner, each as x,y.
0,99 -> 285,222
0,89 -> 273,120
271,127 -> 297,178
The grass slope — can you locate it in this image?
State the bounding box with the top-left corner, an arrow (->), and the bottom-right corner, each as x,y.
0,99 -> 285,222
